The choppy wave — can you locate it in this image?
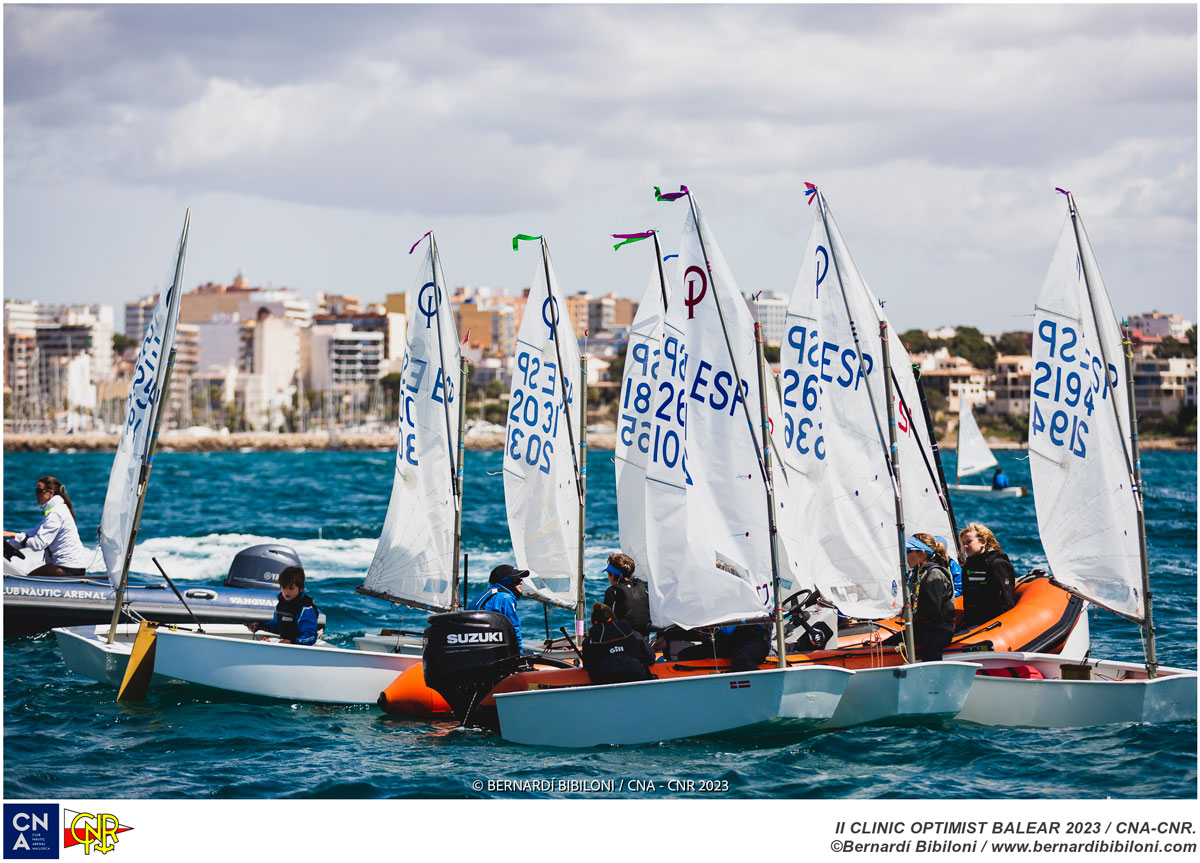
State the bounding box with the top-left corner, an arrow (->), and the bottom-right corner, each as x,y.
4,448 -> 1195,799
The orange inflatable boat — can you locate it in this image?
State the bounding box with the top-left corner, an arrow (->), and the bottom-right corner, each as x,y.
378,574 -> 1085,719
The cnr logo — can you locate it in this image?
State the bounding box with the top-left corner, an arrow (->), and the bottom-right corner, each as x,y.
64,810 -> 133,855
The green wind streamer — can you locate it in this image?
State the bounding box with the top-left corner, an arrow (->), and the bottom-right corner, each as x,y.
512,234 -> 542,251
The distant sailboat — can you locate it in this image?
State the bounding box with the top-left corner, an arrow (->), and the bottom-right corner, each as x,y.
946,395 -> 1027,497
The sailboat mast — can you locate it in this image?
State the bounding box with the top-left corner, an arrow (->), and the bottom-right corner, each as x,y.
106,209 -> 189,644
881,322 -> 916,662
1120,328 -> 1155,675
577,354 -> 588,635
650,231 -> 670,311
754,323 -> 787,667
538,238 -> 587,630
1066,194 -> 1155,674
427,233 -> 466,607
452,357 -> 469,609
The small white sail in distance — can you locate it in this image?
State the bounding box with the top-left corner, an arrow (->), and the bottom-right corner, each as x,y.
99,212 -> 189,589
363,233 -> 462,611
1029,196 -> 1142,620
504,236 -> 583,610
956,395 -> 999,480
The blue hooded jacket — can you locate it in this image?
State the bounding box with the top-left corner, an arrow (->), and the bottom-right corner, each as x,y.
470,584 -> 522,649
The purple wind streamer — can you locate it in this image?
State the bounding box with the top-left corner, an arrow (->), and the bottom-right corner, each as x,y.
409,231 -> 432,255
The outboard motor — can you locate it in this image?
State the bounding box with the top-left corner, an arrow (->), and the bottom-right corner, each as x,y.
223,544 -> 302,590
423,611 -> 523,730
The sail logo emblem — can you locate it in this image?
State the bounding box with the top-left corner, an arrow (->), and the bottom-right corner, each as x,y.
417,282 -> 441,328
541,296 -> 561,340
814,245 -> 829,297
683,266 -> 707,319
5,804 -> 59,859
728,680 -> 751,689
63,810 -> 133,856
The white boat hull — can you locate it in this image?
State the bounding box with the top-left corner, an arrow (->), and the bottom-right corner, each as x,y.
495,665 -> 853,747
947,483 -> 1026,498
54,623 -> 250,687
352,631 -> 424,656
153,628 -> 420,704
955,652 -> 1197,727
821,661 -> 979,728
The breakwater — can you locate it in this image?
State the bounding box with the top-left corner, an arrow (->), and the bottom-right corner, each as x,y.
3,431 -> 1191,452
2,429 -> 621,452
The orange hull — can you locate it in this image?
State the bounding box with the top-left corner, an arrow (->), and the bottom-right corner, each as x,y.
378,662 -> 453,717
378,575 -> 1084,716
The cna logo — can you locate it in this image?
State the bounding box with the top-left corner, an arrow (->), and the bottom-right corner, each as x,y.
63,810 -> 133,856
4,803 -> 59,859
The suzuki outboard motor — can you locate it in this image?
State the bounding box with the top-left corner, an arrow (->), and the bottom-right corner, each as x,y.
423,611 -> 522,730
223,544 -> 302,590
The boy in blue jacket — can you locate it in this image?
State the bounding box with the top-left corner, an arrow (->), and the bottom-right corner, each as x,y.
248,565 -> 320,645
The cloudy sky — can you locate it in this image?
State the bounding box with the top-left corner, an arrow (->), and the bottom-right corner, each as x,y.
4,3 -> 1196,333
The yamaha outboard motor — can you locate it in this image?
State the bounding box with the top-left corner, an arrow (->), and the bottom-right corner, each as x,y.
223,544 -> 302,590
423,611 -> 522,730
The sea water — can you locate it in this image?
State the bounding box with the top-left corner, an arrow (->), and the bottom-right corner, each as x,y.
2,448 -> 1195,799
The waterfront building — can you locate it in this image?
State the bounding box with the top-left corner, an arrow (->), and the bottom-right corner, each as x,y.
180,274 -> 258,324
748,290 -> 789,346
1127,310 -> 1193,341
914,349 -> 989,412
986,355 -> 1033,417
317,292 -> 362,316
303,323 -> 383,390
125,294 -> 158,338
1132,356 -> 1196,415
311,310 -> 405,372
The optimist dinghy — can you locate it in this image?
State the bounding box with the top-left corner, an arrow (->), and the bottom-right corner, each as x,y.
419,190 -> 854,746
773,184 -> 979,728
954,190 -> 1196,727
946,396 -> 1027,498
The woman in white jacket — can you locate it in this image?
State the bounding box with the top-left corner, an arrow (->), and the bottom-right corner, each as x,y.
4,476 -> 92,576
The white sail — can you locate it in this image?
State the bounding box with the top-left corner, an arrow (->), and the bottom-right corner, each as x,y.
99,212 -> 189,589
777,193 -> 951,620
1029,203 -> 1142,620
615,261 -> 672,584
955,395 -> 999,479
363,237 -> 462,611
643,196 -> 776,629
504,239 -> 582,609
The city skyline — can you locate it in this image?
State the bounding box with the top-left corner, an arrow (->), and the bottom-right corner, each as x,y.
4,5 -> 1196,334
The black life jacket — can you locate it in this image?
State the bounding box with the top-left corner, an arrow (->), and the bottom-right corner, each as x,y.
582,619 -> 653,684
275,593 -> 317,642
608,578 -> 652,636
